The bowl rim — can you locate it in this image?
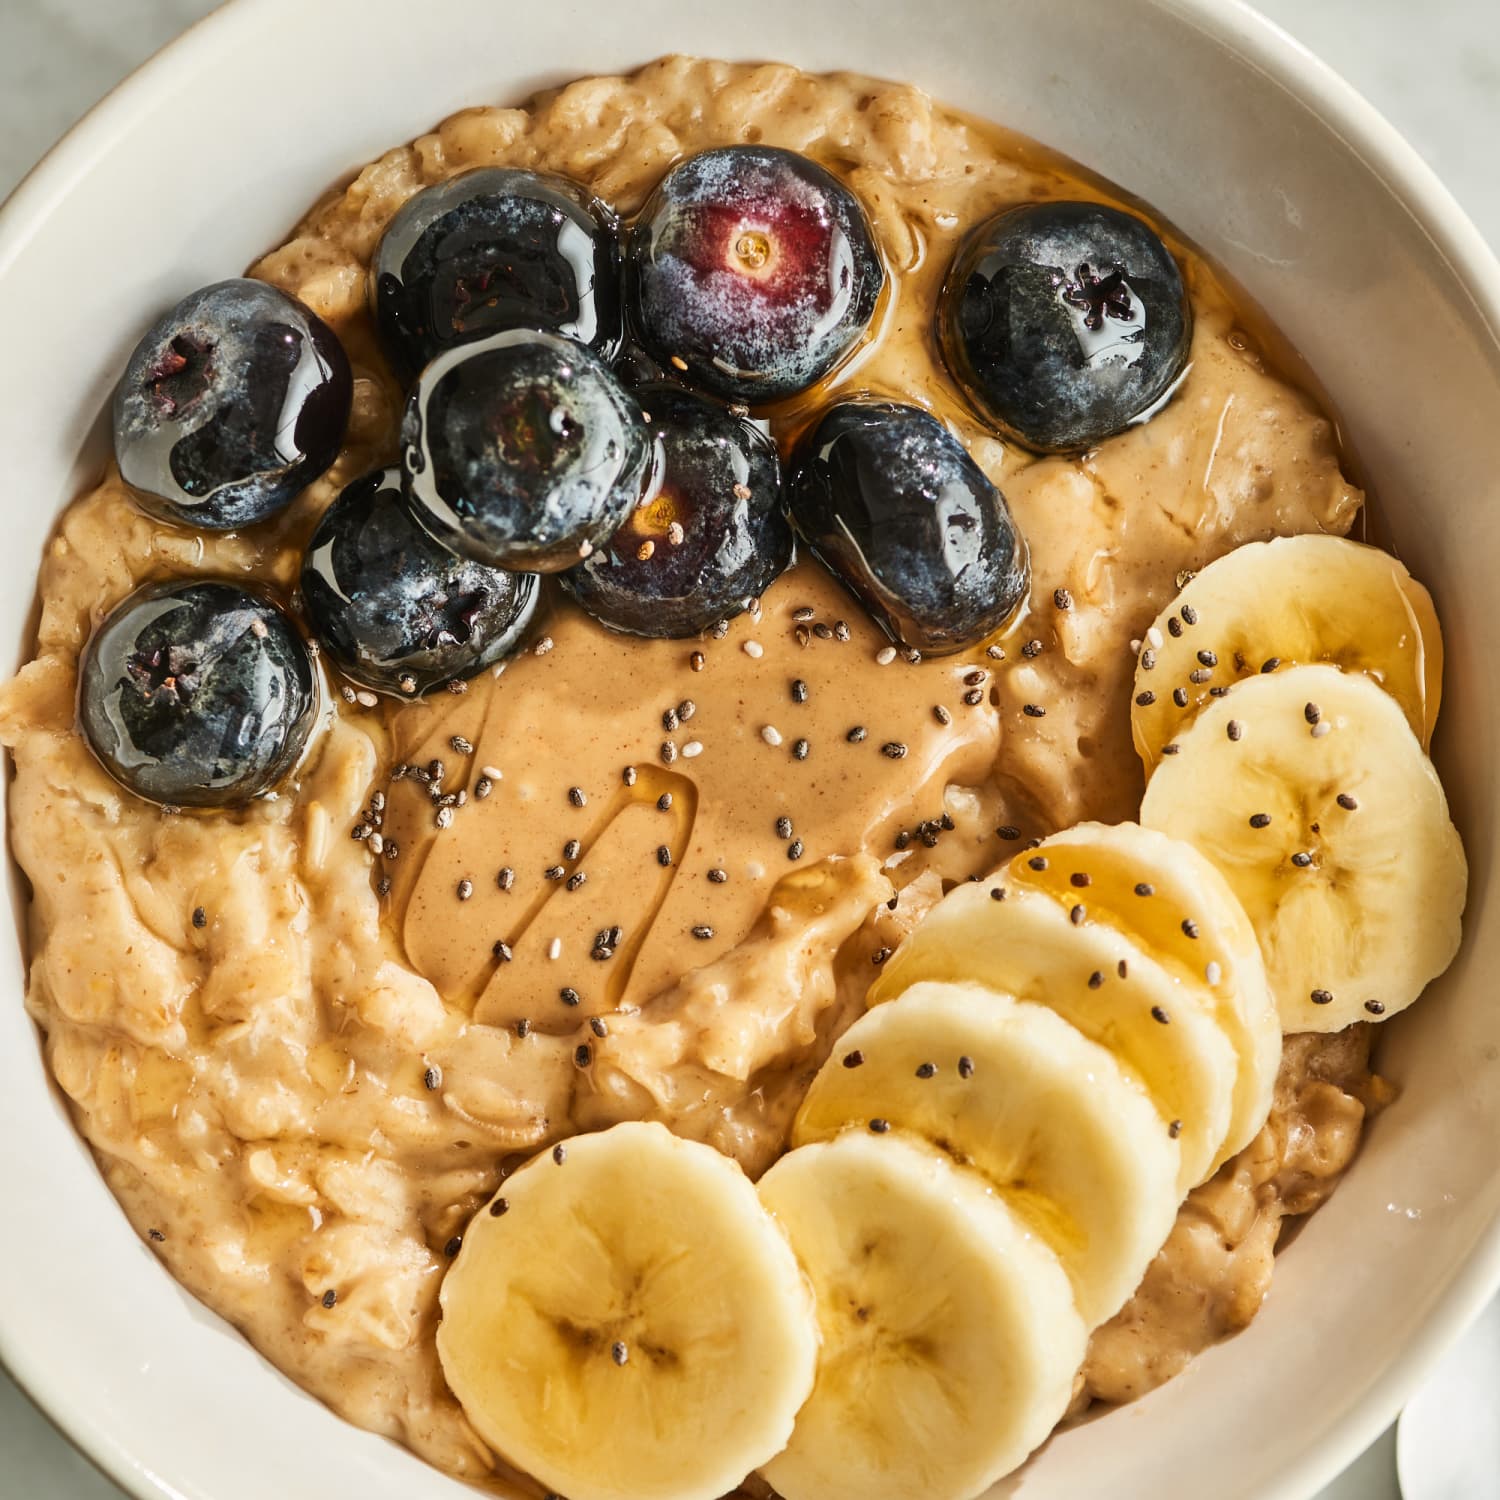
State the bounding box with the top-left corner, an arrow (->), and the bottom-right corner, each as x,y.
3,1 -> 1500,1497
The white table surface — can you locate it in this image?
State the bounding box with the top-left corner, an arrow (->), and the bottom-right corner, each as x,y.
1,2 -> 1497,1496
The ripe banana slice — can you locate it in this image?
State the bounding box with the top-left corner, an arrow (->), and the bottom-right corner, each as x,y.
437,1121 -> 817,1500
1141,664 -> 1466,1032
1131,534 -> 1442,773
1008,821 -> 1281,1164
794,980 -> 1180,1327
758,1130 -> 1086,1500
871,880 -> 1236,1191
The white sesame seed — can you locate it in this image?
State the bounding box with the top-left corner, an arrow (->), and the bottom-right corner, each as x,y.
548,938 -> 562,960
1130,639 -> 1142,653
761,725 -> 783,747
368,833 -> 384,855
876,646 -> 898,665
682,740 -> 704,758
355,690 -> 379,708
1311,721 -> 1332,738
535,636 -> 555,656
481,765 -> 503,782
1147,626 -> 1165,649
1205,961 -> 1223,985
577,539 -> 593,558
743,640 -> 764,659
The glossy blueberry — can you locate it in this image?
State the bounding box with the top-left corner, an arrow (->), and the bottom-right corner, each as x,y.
401,328 -> 651,573
301,467 -> 540,694
938,201 -> 1192,454
79,580 -> 316,808
628,146 -> 885,405
371,168 -> 622,382
561,385 -> 790,637
112,279 -> 352,530
786,401 -> 1029,655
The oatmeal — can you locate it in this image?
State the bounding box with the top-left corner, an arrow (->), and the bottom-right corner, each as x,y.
1,56 -> 1371,1489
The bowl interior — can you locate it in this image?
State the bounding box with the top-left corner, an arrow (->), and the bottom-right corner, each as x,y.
3,2 -> 1499,1498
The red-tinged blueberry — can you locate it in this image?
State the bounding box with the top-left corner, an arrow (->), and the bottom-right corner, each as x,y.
371,168 -> 622,382
79,580 -> 316,808
401,328 -> 651,573
301,467 -> 539,694
787,401 -> 1029,654
628,146 -> 885,405
560,385 -> 790,637
938,201 -> 1192,453
112,279 -> 352,530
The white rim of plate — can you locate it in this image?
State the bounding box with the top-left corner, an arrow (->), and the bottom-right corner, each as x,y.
1,2 -> 1499,1498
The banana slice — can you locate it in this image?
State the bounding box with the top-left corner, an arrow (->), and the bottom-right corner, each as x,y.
794,980 -> 1180,1327
758,1130 -> 1085,1500
1140,664 -> 1466,1032
437,1121 -> 816,1500
1008,821 -> 1281,1164
1131,534 -> 1442,773
871,880 -> 1236,1191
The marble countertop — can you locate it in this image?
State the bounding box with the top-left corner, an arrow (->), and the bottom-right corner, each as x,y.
2,2 -> 1498,1497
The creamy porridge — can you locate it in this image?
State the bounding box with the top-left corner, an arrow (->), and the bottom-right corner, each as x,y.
1,55 -> 1415,1496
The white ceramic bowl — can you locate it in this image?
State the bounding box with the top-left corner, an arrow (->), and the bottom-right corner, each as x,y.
3,2 -> 1498,1497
